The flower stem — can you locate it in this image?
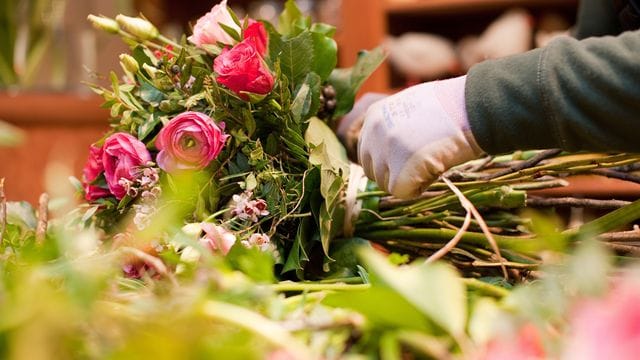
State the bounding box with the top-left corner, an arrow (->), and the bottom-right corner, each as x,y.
271,281 -> 370,292
461,278 -> 510,298
201,300 -> 311,358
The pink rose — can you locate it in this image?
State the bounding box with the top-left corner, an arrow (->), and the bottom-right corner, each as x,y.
214,41 -> 274,99
102,133 -> 152,200
188,0 -> 241,47
563,281 -> 640,360
82,145 -> 110,201
200,223 -> 236,255
155,111 -> 228,173
243,20 -> 268,56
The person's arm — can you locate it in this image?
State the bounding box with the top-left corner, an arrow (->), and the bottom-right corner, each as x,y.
573,0 -> 621,39
466,28 -> 640,154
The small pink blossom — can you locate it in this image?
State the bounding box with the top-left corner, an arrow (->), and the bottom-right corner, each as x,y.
188,0 -> 241,47
563,280 -> 640,360
241,233 -> 272,251
200,223 -> 236,255
102,133 -> 152,200
155,111 -> 229,173
231,191 -> 269,222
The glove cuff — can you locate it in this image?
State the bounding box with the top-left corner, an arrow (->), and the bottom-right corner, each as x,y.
433,75 -> 485,157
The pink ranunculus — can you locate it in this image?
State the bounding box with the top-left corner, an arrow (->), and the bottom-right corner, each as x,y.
188,0 -> 241,47
82,145 -> 111,201
213,41 -> 274,100
102,133 -> 152,200
479,324 -> 545,360
244,19 -> 268,56
200,223 -> 236,255
563,280 -> 640,360
155,111 -> 229,173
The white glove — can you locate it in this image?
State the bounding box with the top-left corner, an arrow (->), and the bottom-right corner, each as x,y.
358,76 -> 484,199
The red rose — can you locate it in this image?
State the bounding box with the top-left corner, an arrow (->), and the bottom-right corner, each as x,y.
214,41 -> 274,100
244,20 -> 268,56
82,145 -> 110,201
155,111 -> 229,173
102,133 -> 152,200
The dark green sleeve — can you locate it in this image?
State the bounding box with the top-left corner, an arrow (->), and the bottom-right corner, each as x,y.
573,0 -> 621,39
465,29 -> 640,154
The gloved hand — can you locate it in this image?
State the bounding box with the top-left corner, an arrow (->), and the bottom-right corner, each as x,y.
337,92 -> 387,161
358,75 -> 484,199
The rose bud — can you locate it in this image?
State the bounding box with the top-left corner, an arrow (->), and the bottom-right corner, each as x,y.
214,41 -> 274,100
119,54 -> 139,74
155,111 -> 229,173
102,133 -> 152,200
188,0 -> 241,47
243,19 -> 268,56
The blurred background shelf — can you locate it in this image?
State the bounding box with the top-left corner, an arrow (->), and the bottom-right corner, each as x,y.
339,0 -> 579,94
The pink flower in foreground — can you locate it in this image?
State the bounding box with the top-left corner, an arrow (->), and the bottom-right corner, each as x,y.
82,145 -> 110,201
188,0 -> 241,47
479,324 -> 545,360
241,233 -> 272,251
200,223 -> 236,255
155,111 -> 228,173
102,133 -> 152,200
243,20 -> 268,56
214,41 -> 274,100
563,281 -> 640,360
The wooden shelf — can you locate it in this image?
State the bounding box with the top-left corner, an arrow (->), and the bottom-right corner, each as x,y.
385,0 -> 578,14
339,0 -> 578,94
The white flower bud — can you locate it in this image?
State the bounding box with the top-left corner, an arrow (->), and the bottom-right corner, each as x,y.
116,14 -> 159,40
119,54 -> 139,74
87,14 -> 119,34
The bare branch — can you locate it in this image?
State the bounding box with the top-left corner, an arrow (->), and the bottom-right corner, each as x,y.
36,193 -> 49,245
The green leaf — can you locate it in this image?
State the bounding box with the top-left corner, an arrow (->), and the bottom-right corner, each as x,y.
310,32 -> 337,81
282,217 -> 312,275
132,45 -> 154,68
359,248 -> 467,336
310,23 -> 336,37
305,118 -> 349,177
324,237 -> 372,278
329,46 -> 386,118
226,244 -> 275,283
277,31 -> 314,90
278,0 -> 304,36
138,113 -> 161,141
219,22 -> 242,43
323,285 -> 431,331
139,79 -> 165,105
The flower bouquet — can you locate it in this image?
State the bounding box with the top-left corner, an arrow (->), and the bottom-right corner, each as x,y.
83,0 -> 640,282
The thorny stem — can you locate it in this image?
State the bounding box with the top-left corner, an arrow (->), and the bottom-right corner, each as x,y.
526,196 -> 631,210
481,149 -> 563,180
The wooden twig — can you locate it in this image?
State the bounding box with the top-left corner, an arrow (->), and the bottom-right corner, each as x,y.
0,179 -> 5,242
442,178 -> 509,279
426,210 -> 472,264
526,196 -> 631,210
481,149 -> 563,180
601,242 -> 640,256
589,168 -> 640,184
36,193 -> 49,245
598,227 -> 640,242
